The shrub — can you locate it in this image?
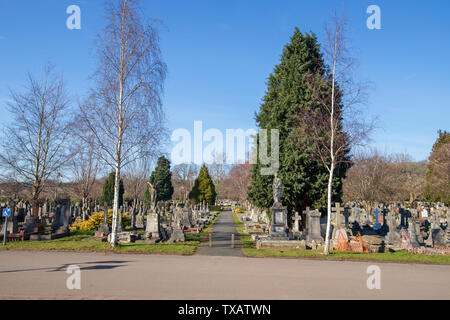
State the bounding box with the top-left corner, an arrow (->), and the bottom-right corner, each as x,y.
70,210 -> 131,232
234,207 -> 245,214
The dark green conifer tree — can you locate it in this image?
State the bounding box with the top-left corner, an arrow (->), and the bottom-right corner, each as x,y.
100,172 -> 124,207
247,28 -> 349,223
189,164 -> 217,205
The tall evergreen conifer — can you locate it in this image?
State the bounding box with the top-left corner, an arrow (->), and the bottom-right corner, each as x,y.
189,164 -> 217,204
247,28 -> 348,223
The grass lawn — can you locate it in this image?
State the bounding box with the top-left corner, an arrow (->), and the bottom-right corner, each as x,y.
232,211 -> 450,265
0,212 -> 221,256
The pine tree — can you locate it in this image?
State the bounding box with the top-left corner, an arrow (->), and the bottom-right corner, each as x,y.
247,28 -> 348,222
146,156 -> 174,202
100,172 -> 124,207
189,164 -> 217,204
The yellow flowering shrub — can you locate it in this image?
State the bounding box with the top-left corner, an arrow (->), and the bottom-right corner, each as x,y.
234,207 -> 245,214
70,209 -> 131,232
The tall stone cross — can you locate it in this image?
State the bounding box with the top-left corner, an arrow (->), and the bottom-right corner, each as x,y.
291,211 -> 302,233
332,203 -> 344,227
373,208 -> 382,230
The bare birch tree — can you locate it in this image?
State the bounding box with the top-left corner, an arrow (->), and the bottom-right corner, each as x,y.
79,0 -> 167,247
295,14 -> 372,254
123,157 -> 152,211
71,132 -> 101,220
0,64 -> 72,218
172,163 -> 198,201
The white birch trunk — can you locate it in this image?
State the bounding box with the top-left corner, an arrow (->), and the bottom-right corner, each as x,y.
109,161 -> 121,247
324,163 -> 335,254
323,35 -> 338,255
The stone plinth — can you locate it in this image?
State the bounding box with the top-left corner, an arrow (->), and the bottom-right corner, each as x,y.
145,211 -> 160,240
256,239 -> 306,250
306,209 -> 323,243
269,202 -> 289,240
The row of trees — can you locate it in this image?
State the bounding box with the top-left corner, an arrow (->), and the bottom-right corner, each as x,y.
97,157 -> 220,211
343,131 -> 449,206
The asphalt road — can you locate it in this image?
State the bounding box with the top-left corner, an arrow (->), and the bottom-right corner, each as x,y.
0,250 -> 449,299
196,210 -> 244,257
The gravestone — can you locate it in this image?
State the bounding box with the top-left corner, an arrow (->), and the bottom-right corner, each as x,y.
385,212 -> 401,245
145,210 -> 160,240
332,203 -> 345,228
430,214 -> 447,246
181,208 -> 192,228
407,216 -> 421,247
352,206 -> 361,224
291,211 -> 301,233
22,214 -> 37,233
306,209 -> 323,243
51,205 -> 61,232
269,174 -> 289,239
373,208 -> 381,231
250,208 -> 258,223
97,204 -> 110,234
169,210 -> 185,242
343,206 -> 351,228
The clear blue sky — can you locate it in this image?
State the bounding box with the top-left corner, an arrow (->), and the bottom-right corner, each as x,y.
0,0 -> 449,162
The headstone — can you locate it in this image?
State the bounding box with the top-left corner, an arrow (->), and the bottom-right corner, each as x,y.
306,209 -> 323,243
97,204 -> 110,234
169,210 -> 185,242
22,215 -> 37,233
407,216 -> 421,247
352,206 -> 361,224
250,208 -> 258,223
145,210 -> 160,240
291,211 -> 301,233
332,203 -> 344,228
385,212 -> 401,245
348,233 -> 369,253
335,230 -> 350,251
373,208 -> 381,231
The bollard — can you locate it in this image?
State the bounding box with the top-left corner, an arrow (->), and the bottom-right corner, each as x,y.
231,233 -> 235,248
209,232 -> 212,247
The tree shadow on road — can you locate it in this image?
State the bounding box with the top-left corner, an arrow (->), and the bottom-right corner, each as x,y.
0,260 -> 132,274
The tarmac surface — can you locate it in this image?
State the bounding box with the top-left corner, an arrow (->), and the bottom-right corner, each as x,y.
1,249 -> 449,299
196,209 -> 244,257
0,211 -> 449,300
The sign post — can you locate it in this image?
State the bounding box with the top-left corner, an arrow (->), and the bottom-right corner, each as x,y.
3,208 -> 10,246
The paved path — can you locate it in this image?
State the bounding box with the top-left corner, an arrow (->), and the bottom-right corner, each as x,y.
0,250 -> 449,299
196,210 -> 244,257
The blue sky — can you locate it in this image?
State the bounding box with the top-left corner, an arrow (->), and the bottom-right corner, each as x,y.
0,0 -> 449,162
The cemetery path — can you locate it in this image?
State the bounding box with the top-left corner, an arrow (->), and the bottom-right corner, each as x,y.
0,250 -> 449,299
195,209 -> 244,257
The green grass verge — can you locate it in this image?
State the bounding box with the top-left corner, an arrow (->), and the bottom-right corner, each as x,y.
232,210 -> 450,265
0,214 -> 222,256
